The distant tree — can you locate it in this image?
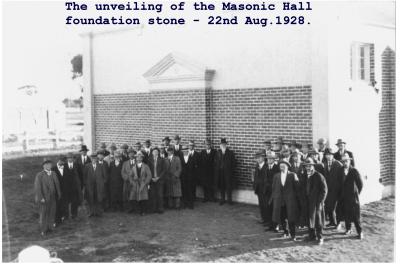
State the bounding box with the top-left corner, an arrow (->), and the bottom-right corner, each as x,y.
71,54 -> 82,79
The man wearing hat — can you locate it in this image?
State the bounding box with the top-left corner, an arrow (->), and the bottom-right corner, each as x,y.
269,160 -> 299,240
181,142 -> 200,209
34,159 -> 61,236
262,140 -> 272,155
76,145 -> 91,191
143,140 -> 153,164
134,142 -> 142,154
120,144 -> 130,162
104,143 -> 117,166
253,150 -> 269,226
214,138 -> 236,205
200,139 -> 216,202
271,137 -> 283,153
99,142 -> 110,157
165,146 -> 183,209
109,152 -> 124,212
307,148 -> 325,175
317,138 -> 329,164
302,158 -> 328,245
83,153 -> 107,217
173,135 -> 183,157
264,151 -> 280,230
52,155 -> 67,226
323,148 -> 343,228
63,152 -> 82,219
162,137 -> 171,153
334,139 -> 355,167
339,153 -> 363,239
121,147 -> 137,212
148,147 -> 167,213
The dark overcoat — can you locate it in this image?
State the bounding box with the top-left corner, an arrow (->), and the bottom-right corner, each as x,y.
109,161 -> 124,202
199,149 -> 216,187
63,163 -> 82,204
165,156 -> 182,197
305,171 -> 328,228
253,162 -> 267,195
340,166 -> 363,221
323,159 -> 343,211
34,170 -> 61,203
121,160 -> 135,202
214,148 -> 236,190
76,155 -> 91,189
83,162 -> 107,203
148,155 -> 167,182
263,163 -> 280,198
270,171 -> 299,224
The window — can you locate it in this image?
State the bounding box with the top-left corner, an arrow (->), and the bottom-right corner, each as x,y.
350,42 -> 375,85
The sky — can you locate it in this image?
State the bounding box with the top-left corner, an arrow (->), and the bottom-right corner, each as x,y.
2,1 -> 83,109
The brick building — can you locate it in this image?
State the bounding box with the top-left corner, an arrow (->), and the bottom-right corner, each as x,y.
81,2 -> 395,204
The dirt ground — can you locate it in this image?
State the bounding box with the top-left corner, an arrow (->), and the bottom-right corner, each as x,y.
2,155 -> 395,262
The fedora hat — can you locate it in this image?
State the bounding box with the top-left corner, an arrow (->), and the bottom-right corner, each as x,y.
135,151 -> 144,157
79,145 -> 89,152
278,160 -> 291,168
174,134 -> 181,140
317,138 -> 327,145
120,143 -> 129,150
127,147 -> 136,154
66,152 -> 74,159
100,142 -> 107,149
163,136 -> 171,142
303,157 -> 316,166
109,143 -> 117,151
308,148 -> 319,155
325,148 -> 335,155
255,150 -> 266,158
336,139 -> 346,146
341,153 -> 353,161
220,138 -> 228,144
42,159 -> 53,166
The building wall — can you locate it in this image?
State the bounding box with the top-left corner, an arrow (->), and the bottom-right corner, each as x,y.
93,85 -> 313,189
380,47 -> 396,195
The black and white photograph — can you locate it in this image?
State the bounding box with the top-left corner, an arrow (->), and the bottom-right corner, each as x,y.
1,0 -> 396,262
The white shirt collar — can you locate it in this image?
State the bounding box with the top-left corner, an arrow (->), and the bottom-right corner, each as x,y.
258,161 -> 265,169
280,171 -> 287,185
137,162 -> 142,168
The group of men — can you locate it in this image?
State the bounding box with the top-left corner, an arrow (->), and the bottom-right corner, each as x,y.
34,135 -> 236,236
253,137 -> 363,245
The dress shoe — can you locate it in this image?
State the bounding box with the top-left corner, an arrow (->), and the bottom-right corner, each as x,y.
357,233 -> 364,240
336,223 -> 342,231
344,230 -> 352,235
291,236 -> 297,241
228,201 -> 234,205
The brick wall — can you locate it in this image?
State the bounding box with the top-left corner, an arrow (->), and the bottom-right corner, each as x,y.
93,86 -> 313,189
379,47 -> 396,186
210,86 -> 313,188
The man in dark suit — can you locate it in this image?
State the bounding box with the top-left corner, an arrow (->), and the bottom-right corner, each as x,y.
317,138 -> 329,164
290,149 -> 308,228
269,160 -> 299,240
334,139 -> 355,167
76,145 -> 91,190
173,135 -> 183,157
264,151 -> 280,231
262,140 -> 272,155
340,153 -> 364,239
148,148 -> 167,213
83,154 -> 106,217
200,139 -> 216,202
323,148 -> 343,228
120,143 -> 130,162
97,150 -> 110,211
303,158 -> 328,245
253,150 -> 268,226
99,142 -> 110,157
143,140 -> 153,164
214,138 -> 236,205
181,142 -> 200,209
162,137 -> 171,153
52,155 -> 67,226
64,152 -> 82,219
307,148 -> 325,175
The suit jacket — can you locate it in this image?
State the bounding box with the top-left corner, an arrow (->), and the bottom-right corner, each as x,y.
253,162 -> 267,195
334,150 -> 355,167
270,171 -> 299,223
109,160 -> 124,201
264,163 -> 279,196
304,171 -> 328,228
83,162 -> 107,203
121,159 -> 136,201
199,149 -> 216,185
181,151 -> 200,183
173,144 -> 183,157
340,166 -> 363,220
148,155 -> 167,183
34,170 -> 61,203
52,165 -> 67,200
143,148 -> 153,164
76,155 -> 91,188
63,162 -> 82,203
214,148 -> 236,187
323,159 -> 343,209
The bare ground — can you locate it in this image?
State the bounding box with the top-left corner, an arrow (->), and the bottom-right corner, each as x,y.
2,155 -> 395,262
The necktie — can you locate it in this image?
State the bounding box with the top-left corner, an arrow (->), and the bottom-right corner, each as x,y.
93,164 -> 96,171
328,163 -> 331,171
154,158 -> 158,178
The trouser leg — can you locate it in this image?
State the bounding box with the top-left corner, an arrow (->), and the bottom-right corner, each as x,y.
174,197 -> 180,209
345,219 -> 352,231
71,201 -> 79,217
280,205 -> 289,234
354,220 -> 362,234
39,203 -> 47,233
48,199 -> 56,231
156,182 -> 164,212
288,222 -> 296,237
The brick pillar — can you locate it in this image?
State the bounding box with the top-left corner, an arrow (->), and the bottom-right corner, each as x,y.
379,47 -> 396,197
